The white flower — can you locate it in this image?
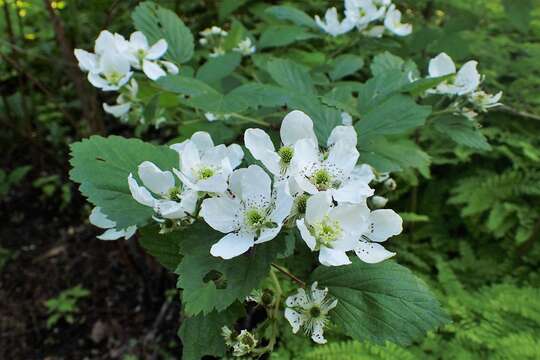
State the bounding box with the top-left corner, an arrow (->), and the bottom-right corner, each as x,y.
384,4 -> 412,36
199,165 -> 293,259
244,110 -> 318,177
284,282 -> 338,344
314,7 -> 355,37
354,207 -> 402,263
170,131 -> 244,194
340,112 -> 353,126
296,192 -> 367,266
204,112 -> 231,122
89,207 -> 136,240
103,78 -> 139,119
290,124 -> 373,204
128,161 -> 198,220
428,53 -> 481,95
345,0 -> 386,30
222,327 -> 258,357
233,37 -> 256,55
362,25 -> 385,38
209,47 -> 225,58
469,90 -> 503,112
459,107 -> 478,121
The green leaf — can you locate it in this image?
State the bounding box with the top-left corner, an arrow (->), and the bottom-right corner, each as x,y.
156,75 -> 219,97
229,83 -> 290,108
400,75 -> 450,97
357,71 -> 410,113
69,136 -> 178,228
370,52 -> 405,76
265,5 -> 318,29
502,0 -> 533,33
432,115 -> 491,150
311,258 -> 450,345
356,95 -> 431,139
266,58 -> 315,95
175,223 -> 282,315
218,0 -> 248,20
132,1 -> 194,64
258,25 -> 318,49
358,136 -> 431,174
139,226 -> 182,271
400,212 -> 430,223
183,92 -> 248,114
179,304 -> 244,360
329,54 -> 364,81
196,53 -> 242,83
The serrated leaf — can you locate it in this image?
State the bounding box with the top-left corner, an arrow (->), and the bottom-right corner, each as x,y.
311,258 -> 450,345
229,83 -> 290,108
132,1 -> 194,64
179,304 -> 244,360
218,0 -> 248,20
175,223 -> 283,315
69,136 -> 178,228
139,226 -> 182,271
329,54 -> 364,81
196,52 -> 242,83
266,58 -> 315,95
370,52 -> 405,76
265,5 -> 318,29
259,25 -> 318,49
156,75 -> 219,97
432,115 -> 491,150
183,92 -> 248,114
357,71 -> 410,112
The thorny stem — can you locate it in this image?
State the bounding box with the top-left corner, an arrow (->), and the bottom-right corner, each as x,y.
252,268 -> 282,356
271,263 -> 306,288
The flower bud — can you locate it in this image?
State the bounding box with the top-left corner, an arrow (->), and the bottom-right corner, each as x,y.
384,178 -> 397,191
370,195 -> 388,209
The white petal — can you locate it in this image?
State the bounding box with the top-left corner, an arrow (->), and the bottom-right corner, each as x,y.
124,226 -> 137,239
138,161 -> 175,196
226,144 -> 244,169
256,225 -> 282,244
319,247 -> 351,266
280,110 -> 318,146
306,192 -> 331,225
87,73 -> 109,90
160,60 -> 179,74
297,218 -> 316,250
284,308 -> 304,334
428,53 -> 456,77
329,203 -> 369,235
291,138 -> 319,171
146,39 -> 168,60
143,60 -> 166,81
341,112 -> 353,126
103,102 -> 131,117
351,164 -> 374,184
294,173 -> 319,195
327,125 -> 357,148
368,209 -> 403,242
129,31 -> 149,50
97,228 -> 126,241
332,179 -> 374,204
128,173 -> 155,207
455,60 -> 480,95
311,320 -> 327,344
89,207 -> 115,229
74,49 -> 98,72
200,197 -> 242,233
355,241 -> 395,263
244,128 -> 281,176
173,168 -> 199,191
228,168 -> 247,198
94,30 -> 116,54
154,199 -> 186,219
270,181 -> 294,224
190,131 -> 215,152
286,288 -> 309,307
210,232 -> 255,259
180,141 -> 201,175
196,174 -> 229,193
326,141 -> 359,178
240,165 -> 272,207
310,282 -> 328,304
180,189 -> 198,215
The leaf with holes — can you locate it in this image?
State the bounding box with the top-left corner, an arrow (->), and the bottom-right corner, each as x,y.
132,1 -> 194,64
175,223 -> 283,315
69,136 -> 178,229
311,258 -> 450,345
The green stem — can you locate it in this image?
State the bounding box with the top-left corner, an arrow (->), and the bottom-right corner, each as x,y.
231,113 -> 270,127
271,263 -> 306,288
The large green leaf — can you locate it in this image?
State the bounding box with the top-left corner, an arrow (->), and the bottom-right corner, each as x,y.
356,94 -> 431,140
132,1 -> 194,64
175,223 -> 283,315
265,5 -> 318,29
156,75 -> 219,97
311,259 -> 450,345
182,92 -> 248,114
266,58 -> 316,95
258,25 -> 318,49
432,115 -> 491,150
196,52 -> 242,83
139,226 -> 183,271
357,71 -> 410,113
69,136 -> 178,229
178,303 -> 244,360
329,54 -> 364,81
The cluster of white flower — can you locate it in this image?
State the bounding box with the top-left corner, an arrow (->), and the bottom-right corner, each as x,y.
315,0 -> 412,38
427,52 -> 503,119
120,110 -> 403,264
221,326 -> 258,357
199,26 -> 256,57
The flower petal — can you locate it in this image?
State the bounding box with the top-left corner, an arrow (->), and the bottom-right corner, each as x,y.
89,207 -> 116,229
97,228 -> 128,241
74,49 -> 98,72
129,31 -> 149,50
306,191 -> 331,225
240,165 -> 272,207
143,60 -> 166,80
326,141 -> 359,178
94,30 -> 116,54
297,218 -> 317,250
128,173 -> 155,207
428,52 -> 456,77
103,102 -> 131,117
319,246 -> 351,266
286,288 -> 309,307
328,203 -> 369,236
244,128 -> 281,176
200,196 -> 242,233
180,189 -> 198,215
180,141 -> 201,176
146,39 -> 168,60
210,232 -> 255,259
332,179 -> 374,204
190,131 -> 215,152
256,225 -> 282,244
455,60 -> 480,95
226,144 -> 244,169
351,164 -> 374,184
284,308 -> 304,334
280,110 -> 318,146
368,209 -> 403,242
138,161 -> 175,196
327,125 -> 357,148
311,320 -> 327,344
270,180 -> 294,224
354,241 -> 395,263
160,60 -> 179,74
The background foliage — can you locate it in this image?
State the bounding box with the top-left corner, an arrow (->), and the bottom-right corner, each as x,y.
1,0 -> 540,359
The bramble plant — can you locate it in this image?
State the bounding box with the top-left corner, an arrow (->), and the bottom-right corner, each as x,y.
68,1 -> 505,358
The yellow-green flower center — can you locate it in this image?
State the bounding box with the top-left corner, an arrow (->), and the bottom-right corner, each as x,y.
312,216 -> 342,247
311,169 -> 333,191
278,146 -> 294,165
106,71 -> 123,85
197,166 -> 215,180
309,305 -> 322,318
295,194 -> 309,214
245,208 -> 265,229
168,186 -> 182,200
136,48 -> 147,61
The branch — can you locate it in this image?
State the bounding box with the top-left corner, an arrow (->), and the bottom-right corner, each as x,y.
496,105 -> 540,122
271,263 -> 306,288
